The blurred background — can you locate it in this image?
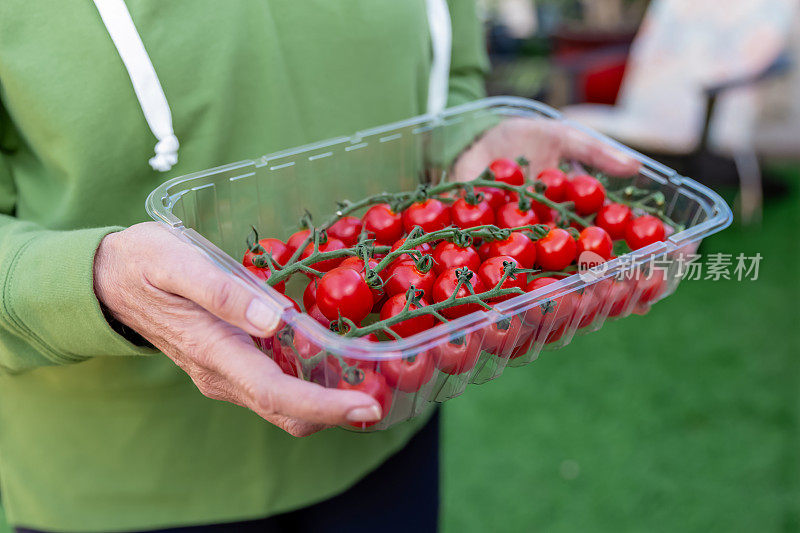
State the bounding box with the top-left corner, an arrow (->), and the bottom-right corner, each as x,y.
2,1 -> 797,531
440,0 -> 800,531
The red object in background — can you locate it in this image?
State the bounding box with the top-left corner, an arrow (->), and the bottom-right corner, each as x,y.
552,28 -> 635,105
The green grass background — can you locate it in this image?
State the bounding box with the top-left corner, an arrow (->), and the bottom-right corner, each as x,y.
440,167 -> 799,532
1,170 -> 797,532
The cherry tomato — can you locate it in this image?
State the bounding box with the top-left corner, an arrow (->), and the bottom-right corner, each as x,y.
636,272 -> 666,305
286,229 -> 311,253
625,215 -> 666,250
362,204 -> 403,244
531,200 -> 557,224
379,351 -> 435,393
327,216 -> 362,246
524,277 -> 578,341
384,260 -> 437,299
432,240 -> 480,275
473,186 -> 508,211
450,197 -> 495,229
477,256 -> 526,303
300,237 -> 346,274
489,158 -> 525,186
482,315 -> 524,356
536,168 -> 568,202
402,198 -> 451,233
243,238 -> 290,269
566,174 -> 606,215
605,280 -> 634,317
487,232 -> 537,268
477,240 -> 492,261
339,369 -> 393,429
433,332 -> 481,375
246,265 -> 287,293
432,267 -> 486,319
575,289 -> 602,329
389,237 -> 434,262
316,266 -> 373,323
379,293 -> 435,338
496,202 -> 538,229
307,303 -> 331,327
340,256 -> 383,304
302,279 -> 318,310
577,226 -> 613,260
595,203 -> 633,240
535,228 -> 577,271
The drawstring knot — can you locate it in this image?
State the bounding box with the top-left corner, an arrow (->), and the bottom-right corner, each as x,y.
149,134 -> 179,172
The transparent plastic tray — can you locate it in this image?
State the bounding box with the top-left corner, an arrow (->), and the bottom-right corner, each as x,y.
146,97 -> 733,431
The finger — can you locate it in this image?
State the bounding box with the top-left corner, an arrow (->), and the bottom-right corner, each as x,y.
262,414 -> 329,437
147,241 -> 284,338
559,124 -> 641,177
208,334 -> 385,427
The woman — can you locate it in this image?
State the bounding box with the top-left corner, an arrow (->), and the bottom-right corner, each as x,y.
0,1 -> 636,532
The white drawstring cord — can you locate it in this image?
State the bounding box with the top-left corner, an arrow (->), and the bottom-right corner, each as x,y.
425,0 -> 452,115
94,1 -> 448,170
93,0 -> 179,172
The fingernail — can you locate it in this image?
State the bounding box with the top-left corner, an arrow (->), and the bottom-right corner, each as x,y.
246,299 -> 280,334
346,405 -> 382,423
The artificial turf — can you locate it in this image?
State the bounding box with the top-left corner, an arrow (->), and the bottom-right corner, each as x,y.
0,170 -> 796,533
440,167 -> 799,532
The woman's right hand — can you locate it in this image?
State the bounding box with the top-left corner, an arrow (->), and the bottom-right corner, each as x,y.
93,222 -> 384,436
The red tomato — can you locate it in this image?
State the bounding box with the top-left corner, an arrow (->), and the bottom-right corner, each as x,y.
300,237 -> 346,273
636,273 -> 666,305
389,237 -> 434,262
566,174 -> 606,215
450,197 -> 495,229
536,168 -> 568,202
524,277 -> 578,341
307,303 -> 331,327
477,240 -> 492,261
286,229 -> 311,253
477,256 -> 526,302
384,260 -> 437,299
577,226 -> 613,260
495,202 -> 538,229
379,351 -> 435,393
487,232 -> 537,268
595,203 -> 633,240
483,315 -> 524,356
245,266 -> 286,293
575,289 -> 602,329
402,198 -> 451,233
302,279 -> 318,310
473,186 -> 508,211
432,267 -> 486,319
339,369 -> 393,429
271,341 -> 299,377
531,200 -> 557,224
432,240 -> 481,275
340,256 -> 383,304
316,266 -> 373,323
433,332 -> 481,375
379,293 -> 436,338
535,228 -> 577,271
489,158 -> 525,185
625,215 -> 666,250
327,216 -> 362,246
362,204 -> 403,244
243,238 -> 290,269
605,280 -> 634,317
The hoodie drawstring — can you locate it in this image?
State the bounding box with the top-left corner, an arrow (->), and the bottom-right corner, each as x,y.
93,0 -> 179,172
94,0 -> 451,172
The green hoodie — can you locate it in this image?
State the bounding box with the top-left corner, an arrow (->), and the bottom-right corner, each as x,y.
0,1 -> 487,531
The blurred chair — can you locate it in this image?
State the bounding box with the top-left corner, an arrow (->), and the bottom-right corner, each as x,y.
561,0 -> 800,224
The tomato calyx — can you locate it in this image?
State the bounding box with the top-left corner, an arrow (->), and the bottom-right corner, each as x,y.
246,225 -> 265,254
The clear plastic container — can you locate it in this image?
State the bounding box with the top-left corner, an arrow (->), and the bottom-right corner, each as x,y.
146,97 -> 733,431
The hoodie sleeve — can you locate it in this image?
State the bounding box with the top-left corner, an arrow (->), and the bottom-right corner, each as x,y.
447,0 -> 490,107
0,133 -> 157,373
